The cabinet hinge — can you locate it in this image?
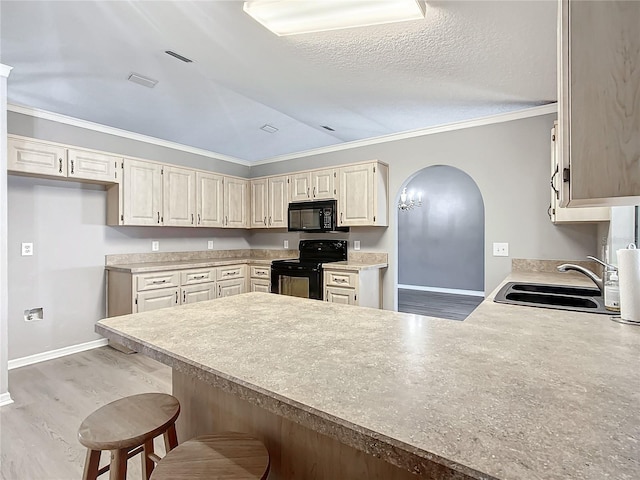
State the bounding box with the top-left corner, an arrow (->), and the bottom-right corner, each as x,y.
161,167 -> 164,175
135,297 -> 138,305
373,166 -> 376,173
354,294 -> 357,301
373,215 -> 376,222
121,161 -> 124,169
562,167 -> 570,183
333,172 -> 336,178
121,214 -> 124,221
287,178 -> 290,183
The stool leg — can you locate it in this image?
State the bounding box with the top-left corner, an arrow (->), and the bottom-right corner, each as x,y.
163,423 -> 178,452
142,439 -> 155,480
109,448 -> 128,480
82,449 -> 101,480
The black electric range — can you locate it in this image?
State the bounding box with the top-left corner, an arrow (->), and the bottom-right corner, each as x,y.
271,240 -> 347,300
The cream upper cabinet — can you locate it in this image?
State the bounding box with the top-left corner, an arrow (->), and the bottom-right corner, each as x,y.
268,175 -> 288,228
196,171 -> 224,228
289,172 -> 311,202
311,169 -> 336,200
67,148 -> 120,183
550,122 -> 609,224
163,166 -> 196,227
558,0 -> 640,207
337,162 -> 389,227
223,176 -> 249,228
8,136 -> 67,177
250,178 -> 269,228
122,158 -> 163,226
252,175 -> 289,228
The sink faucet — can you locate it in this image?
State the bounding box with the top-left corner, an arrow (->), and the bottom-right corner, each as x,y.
556,255 -> 611,294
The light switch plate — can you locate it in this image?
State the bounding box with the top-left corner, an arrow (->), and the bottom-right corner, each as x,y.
207,240 -> 214,250
284,240 -> 289,249
493,242 -> 509,257
353,240 -> 361,251
21,243 -> 33,256
152,241 -> 159,252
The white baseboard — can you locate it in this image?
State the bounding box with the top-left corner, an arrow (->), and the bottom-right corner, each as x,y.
0,392 -> 14,407
8,339 -> 109,370
398,284 -> 485,297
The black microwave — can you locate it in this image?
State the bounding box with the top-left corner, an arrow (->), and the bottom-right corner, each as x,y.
288,200 -> 348,233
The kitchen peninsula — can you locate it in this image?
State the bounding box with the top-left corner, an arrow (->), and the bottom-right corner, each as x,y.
96,271 -> 640,480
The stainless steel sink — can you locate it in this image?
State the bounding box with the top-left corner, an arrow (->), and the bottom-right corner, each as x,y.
494,282 -> 610,314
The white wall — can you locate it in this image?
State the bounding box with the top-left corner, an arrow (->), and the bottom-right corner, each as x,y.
251,112 -> 599,309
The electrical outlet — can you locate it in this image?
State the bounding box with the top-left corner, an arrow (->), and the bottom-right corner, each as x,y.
493,242 -> 509,257
284,240 -> 289,249
152,241 -> 159,251
207,240 -> 214,250
24,307 -> 43,322
354,240 -> 361,251
21,243 -> 33,256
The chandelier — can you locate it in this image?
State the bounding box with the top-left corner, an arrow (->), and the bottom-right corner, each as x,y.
398,188 -> 422,211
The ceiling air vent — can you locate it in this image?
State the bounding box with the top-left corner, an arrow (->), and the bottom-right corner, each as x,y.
165,50 -> 193,63
260,124 -> 278,133
127,73 -> 158,88
321,125 -> 335,131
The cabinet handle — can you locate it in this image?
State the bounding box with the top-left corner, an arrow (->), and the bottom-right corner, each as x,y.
193,275 -> 206,279
59,158 -> 63,174
157,212 -> 160,224
326,290 -> 329,300
313,186 -> 316,198
307,187 -> 310,198
218,284 -> 221,296
175,291 -> 178,304
335,278 -> 347,284
225,215 -> 228,226
70,160 -> 74,174
152,279 -> 167,284
198,213 -> 201,225
550,165 -> 560,200
183,291 -> 186,303
340,212 -> 343,224
264,216 -> 267,226
191,213 -> 194,225
269,216 -> 272,226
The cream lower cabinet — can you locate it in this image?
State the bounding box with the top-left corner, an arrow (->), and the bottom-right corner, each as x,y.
106,264 -> 247,317
337,162 -> 388,227
323,267 -> 382,309
249,265 -> 271,293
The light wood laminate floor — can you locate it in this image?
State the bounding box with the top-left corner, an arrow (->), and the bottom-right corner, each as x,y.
0,347 -> 171,480
398,289 -> 483,321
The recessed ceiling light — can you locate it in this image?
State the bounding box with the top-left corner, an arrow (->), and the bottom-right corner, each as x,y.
165,50 -> 193,63
260,124 -> 279,133
321,125 -> 335,131
127,73 -> 158,89
243,0 -> 426,36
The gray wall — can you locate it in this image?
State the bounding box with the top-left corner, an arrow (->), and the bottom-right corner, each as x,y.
251,113 -> 599,310
397,165 -> 484,292
7,115 -> 250,361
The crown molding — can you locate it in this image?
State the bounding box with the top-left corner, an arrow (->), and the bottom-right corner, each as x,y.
0,64 -> 13,78
252,103 -> 558,165
7,103 -> 251,167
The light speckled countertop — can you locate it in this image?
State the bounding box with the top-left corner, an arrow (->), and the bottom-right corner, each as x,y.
321,260 -> 388,271
96,271 -> 640,480
105,258 -> 273,273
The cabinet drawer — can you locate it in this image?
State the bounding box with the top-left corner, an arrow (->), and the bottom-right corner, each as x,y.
325,270 -> 357,288
181,268 -> 216,285
218,264 -> 246,280
325,286 -> 356,305
135,271 -> 181,292
250,265 -> 271,279
136,288 -> 180,312
250,279 -> 271,293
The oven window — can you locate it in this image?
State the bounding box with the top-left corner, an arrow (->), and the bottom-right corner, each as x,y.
279,275 -> 310,298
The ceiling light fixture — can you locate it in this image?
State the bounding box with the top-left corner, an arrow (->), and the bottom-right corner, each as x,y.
398,188 -> 422,211
243,0 -> 426,36
127,73 -> 158,89
260,124 -> 279,133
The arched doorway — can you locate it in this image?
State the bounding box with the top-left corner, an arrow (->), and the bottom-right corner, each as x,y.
397,165 -> 484,320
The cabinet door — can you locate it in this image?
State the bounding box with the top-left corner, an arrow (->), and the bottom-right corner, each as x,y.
217,278 -> 246,298
250,178 -> 269,228
325,286 -> 356,305
224,177 -> 249,228
8,137 -> 67,177
136,288 -> 179,313
67,148 -> 119,183
268,175 -> 288,228
338,164 -> 374,226
289,172 -> 311,202
123,158 -> 163,225
163,166 -> 196,227
311,169 -> 335,200
250,279 -> 271,293
196,171 -> 224,228
181,283 -> 216,304
559,0 -> 640,206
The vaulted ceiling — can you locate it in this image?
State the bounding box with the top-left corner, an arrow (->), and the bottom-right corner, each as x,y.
0,1 -> 557,163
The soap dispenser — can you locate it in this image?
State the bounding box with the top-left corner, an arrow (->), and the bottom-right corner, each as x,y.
604,268 -> 620,312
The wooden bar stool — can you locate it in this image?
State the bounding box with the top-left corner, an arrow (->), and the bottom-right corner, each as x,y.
78,393 -> 180,480
149,432 -> 270,480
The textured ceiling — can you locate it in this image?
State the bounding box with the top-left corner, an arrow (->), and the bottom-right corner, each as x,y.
0,1 -> 557,163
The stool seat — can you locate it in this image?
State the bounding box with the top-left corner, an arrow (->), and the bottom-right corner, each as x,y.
149,432 -> 270,480
78,393 -> 180,480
